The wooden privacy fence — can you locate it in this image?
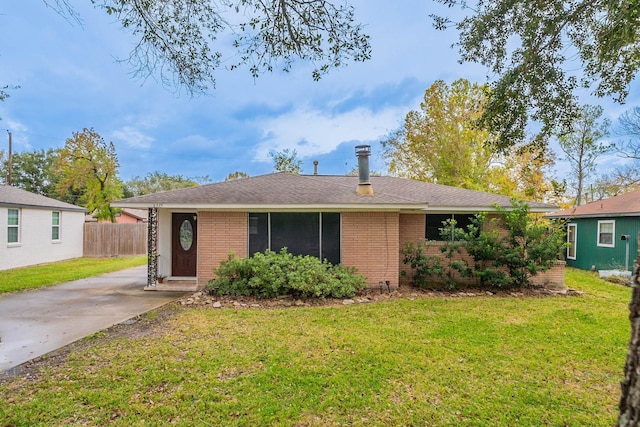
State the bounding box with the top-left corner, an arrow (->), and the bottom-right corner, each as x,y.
83,223 -> 148,257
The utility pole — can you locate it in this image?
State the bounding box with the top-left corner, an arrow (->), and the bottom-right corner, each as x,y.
7,130 -> 12,186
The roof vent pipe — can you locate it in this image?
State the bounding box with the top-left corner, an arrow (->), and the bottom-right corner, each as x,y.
313,160 -> 318,175
355,145 -> 373,196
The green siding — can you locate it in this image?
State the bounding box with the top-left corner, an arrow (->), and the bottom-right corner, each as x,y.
567,216 -> 640,272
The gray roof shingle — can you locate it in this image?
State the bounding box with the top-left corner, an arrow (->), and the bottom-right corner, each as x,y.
0,185 -> 87,212
112,173 -> 557,212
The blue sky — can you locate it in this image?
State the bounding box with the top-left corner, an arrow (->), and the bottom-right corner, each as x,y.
1,1 -> 638,184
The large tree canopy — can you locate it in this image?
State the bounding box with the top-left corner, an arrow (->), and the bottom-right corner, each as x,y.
0,149 -> 60,197
433,0 -> 640,151
125,171 -> 202,196
382,79 -> 498,191
56,128 -> 123,222
42,0 -> 371,94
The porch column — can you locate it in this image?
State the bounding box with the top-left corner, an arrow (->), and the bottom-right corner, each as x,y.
146,207 -> 158,289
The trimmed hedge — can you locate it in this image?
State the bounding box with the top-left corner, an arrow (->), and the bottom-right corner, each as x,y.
208,249 -> 367,299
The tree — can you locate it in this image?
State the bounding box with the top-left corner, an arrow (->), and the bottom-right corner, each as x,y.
0,149 -> 60,197
606,76 -> 640,427
590,168 -> 640,201
41,0 -> 371,94
619,107 -> 640,156
381,79 -> 498,191
488,144 -> 569,206
225,171 -> 249,181
125,171 -> 201,196
582,107 -> 640,198
270,148 -> 302,173
56,128 -> 123,221
346,167 -> 380,177
557,105 -> 612,206
433,0 -> 640,152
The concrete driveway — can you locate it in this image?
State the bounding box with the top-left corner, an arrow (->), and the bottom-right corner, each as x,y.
0,265 -> 190,372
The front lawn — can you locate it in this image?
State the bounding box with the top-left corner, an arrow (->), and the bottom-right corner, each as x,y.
0,268 -> 631,426
0,256 -> 147,293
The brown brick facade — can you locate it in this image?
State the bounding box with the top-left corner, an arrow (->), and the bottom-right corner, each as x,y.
399,214 -> 426,286
341,212 -> 399,288
529,261 -> 566,288
196,211 -> 247,287
398,213 -> 565,288
193,210 -> 564,289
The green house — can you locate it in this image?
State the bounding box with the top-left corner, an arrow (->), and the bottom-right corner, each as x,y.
547,190 -> 640,273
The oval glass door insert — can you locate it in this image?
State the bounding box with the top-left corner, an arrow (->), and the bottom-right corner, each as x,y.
179,220 -> 193,251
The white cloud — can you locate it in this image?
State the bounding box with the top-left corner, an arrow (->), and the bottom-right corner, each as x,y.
111,126 -> 154,149
252,105 -> 407,161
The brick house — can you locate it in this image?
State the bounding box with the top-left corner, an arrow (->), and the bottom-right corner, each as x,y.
112,147 -> 563,290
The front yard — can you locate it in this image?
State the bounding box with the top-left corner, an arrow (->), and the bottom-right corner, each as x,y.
0,256 -> 147,293
0,268 -> 631,426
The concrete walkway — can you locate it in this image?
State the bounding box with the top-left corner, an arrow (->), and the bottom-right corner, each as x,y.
0,266 -> 190,372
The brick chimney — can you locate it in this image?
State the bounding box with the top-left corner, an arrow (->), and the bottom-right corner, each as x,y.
355,145 -> 373,196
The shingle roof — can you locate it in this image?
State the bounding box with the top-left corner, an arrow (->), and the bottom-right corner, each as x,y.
122,208 -> 148,220
113,173 -> 556,212
0,185 -> 87,212
547,189 -> 640,218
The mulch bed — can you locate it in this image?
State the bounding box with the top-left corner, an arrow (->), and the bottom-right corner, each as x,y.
176,284 -> 583,310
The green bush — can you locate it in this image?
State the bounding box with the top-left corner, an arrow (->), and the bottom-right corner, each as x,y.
401,241 -> 444,288
208,249 -> 367,299
402,200 -> 567,289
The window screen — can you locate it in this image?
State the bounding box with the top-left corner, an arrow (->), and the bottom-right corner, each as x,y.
248,212 -> 341,264
248,213 -> 268,255
271,213 -> 320,257
426,213 -> 475,241
426,214 -> 452,240
321,213 -> 341,265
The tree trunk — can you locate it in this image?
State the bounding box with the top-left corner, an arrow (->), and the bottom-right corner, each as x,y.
617,233 -> 640,426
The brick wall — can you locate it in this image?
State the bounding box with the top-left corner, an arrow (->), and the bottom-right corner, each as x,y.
530,261 -> 566,289
197,211 -> 247,287
194,210 -> 565,290
342,212 -> 399,288
399,214 -> 425,286
397,212 -> 565,288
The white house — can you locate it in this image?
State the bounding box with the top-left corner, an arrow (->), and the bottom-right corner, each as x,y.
0,185 -> 87,270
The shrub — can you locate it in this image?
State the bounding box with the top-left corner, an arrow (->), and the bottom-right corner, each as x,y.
402,200 -> 567,289
208,249 -> 366,299
401,240 -> 444,288
491,200 -> 567,287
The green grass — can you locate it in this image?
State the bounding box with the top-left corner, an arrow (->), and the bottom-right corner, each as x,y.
0,268 -> 632,426
0,256 -> 147,293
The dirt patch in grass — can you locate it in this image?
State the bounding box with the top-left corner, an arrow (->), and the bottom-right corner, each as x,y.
1,284 -> 582,384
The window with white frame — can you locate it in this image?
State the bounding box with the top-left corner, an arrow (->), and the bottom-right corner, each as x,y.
7,208 -> 20,243
566,223 -> 577,260
597,220 -> 615,247
52,211 -> 60,240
